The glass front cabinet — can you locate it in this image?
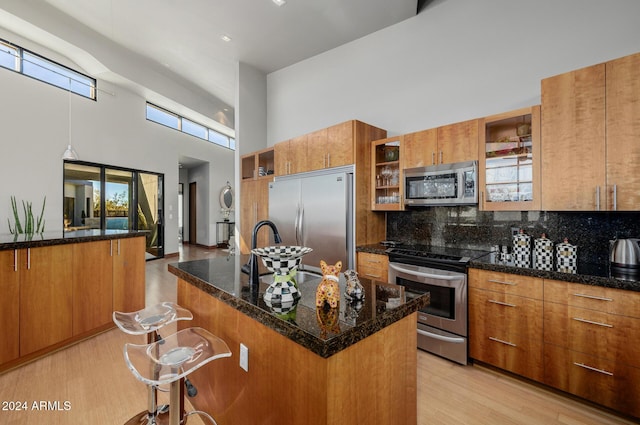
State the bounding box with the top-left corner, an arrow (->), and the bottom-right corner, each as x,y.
478,106 -> 541,211
371,137 -> 403,211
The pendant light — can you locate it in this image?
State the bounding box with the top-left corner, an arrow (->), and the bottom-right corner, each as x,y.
62,80 -> 79,160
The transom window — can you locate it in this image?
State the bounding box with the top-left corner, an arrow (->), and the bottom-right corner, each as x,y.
146,103 -> 235,150
0,38 -> 96,100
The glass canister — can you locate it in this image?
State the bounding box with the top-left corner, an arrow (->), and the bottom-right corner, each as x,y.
556,238 -> 577,274
512,229 -> 531,268
534,233 -> 554,271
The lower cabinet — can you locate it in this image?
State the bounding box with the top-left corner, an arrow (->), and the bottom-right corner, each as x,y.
20,245 -> 74,356
0,250 -> 20,364
0,236 -> 146,372
469,268 -> 640,419
468,269 -> 544,382
543,279 -> 640,418
356,252 -> 389,281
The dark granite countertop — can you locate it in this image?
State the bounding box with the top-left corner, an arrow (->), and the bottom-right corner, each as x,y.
356,244 -> 640,292
0,229 -> 147,251
168,255 -> 430,358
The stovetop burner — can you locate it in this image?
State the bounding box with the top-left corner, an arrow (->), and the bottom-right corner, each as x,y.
386,245 -> 491,272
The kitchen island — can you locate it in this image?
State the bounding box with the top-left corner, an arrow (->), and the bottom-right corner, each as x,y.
168,255 -> 430,425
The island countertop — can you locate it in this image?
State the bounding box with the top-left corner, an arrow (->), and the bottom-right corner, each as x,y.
0,229 -> 147,251
168,255 -> 430,358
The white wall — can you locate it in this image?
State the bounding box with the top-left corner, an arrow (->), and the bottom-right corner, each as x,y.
0,32 -> 234,255
267,0 -> 640,143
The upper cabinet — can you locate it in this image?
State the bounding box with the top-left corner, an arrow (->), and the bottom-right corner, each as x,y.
605,52 -> 640,211
541,51 -> 640,211
274,135 -> 308,176
479,106 -> 541,211
241,147 -> 275,181
371,136 -> 403,211
403,119 -> 478,168
403,128 -> 437,169
436,119 -> 479,165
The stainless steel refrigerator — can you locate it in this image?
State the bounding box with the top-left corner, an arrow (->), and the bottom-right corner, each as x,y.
268,165 -> 355,274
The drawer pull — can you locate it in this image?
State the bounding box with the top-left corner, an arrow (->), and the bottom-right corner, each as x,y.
366,259 -> 381,264
573,362 -> 613,376
364,273 -> 381,279
572,317 -> 613,328
488,299 -> 516,308
488,337 -> 517,347
573,293 -> 612,302
488,279 -> 517,286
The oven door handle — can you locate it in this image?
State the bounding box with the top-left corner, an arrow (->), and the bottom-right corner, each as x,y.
417,328 -> 465,344
389,262 -> 462,281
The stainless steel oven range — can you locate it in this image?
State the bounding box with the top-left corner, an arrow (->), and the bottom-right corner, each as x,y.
387,246 -> 490,365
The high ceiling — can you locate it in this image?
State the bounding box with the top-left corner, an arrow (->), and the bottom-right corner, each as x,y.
15,0 -> 419,128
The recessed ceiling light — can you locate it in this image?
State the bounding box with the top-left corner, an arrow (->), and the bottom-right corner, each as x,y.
272,0 -> 287,6
221,35 -> 232,42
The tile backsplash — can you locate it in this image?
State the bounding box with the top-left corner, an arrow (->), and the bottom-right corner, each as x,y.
386,207 -> 640,265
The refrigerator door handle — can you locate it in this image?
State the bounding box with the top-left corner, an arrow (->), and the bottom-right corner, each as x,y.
294,204 -> 301,245
299,206 -> 305,245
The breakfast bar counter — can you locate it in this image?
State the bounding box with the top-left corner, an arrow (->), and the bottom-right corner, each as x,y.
168,255 -> 429,425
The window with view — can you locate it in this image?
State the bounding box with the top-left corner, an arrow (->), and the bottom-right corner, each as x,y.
0,39 -> 96,100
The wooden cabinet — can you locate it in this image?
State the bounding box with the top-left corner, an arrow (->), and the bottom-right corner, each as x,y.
0,236 -> 145,372
468,269 -> 544,381
436,119 -> 479,165
403,128 -> 437,169
605,52 -> 640,211
274,135 -> 308,176
241,147 -> 274,180
73,241 -> 113,336
356,252 -> 389,281
403,119 -> 478,168
239,178 -> 271,254
543,279 -> 640,417
541,51 -> 640,211
479,106 -> 541,211
113,236 -> 146,313
20,245 -> 74,356
0,250 -> 19,364
306,122 -> 355,171
371,136 -> 403,211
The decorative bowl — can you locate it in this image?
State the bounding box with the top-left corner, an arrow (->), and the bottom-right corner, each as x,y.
251,246 -> 313,275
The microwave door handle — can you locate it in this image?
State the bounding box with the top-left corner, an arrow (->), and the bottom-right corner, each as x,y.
389,262 -> 462,281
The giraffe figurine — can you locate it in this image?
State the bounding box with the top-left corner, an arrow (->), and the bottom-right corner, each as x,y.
315,260 -> 342,308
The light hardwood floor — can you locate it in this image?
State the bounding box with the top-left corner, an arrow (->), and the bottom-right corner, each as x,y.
0,244 -> 636,425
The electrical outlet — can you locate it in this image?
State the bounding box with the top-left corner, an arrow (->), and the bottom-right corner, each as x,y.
240,343 -> 249,372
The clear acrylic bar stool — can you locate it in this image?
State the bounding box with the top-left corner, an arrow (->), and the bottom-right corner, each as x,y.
113,302 -> 194,424
124,327 -> 232,425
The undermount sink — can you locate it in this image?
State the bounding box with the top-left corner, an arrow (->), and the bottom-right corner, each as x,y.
259,270 -> 323,286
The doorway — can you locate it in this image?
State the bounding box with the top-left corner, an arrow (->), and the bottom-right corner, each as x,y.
189,182 -> 197,245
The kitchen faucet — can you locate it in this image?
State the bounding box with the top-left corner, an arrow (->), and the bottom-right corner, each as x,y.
241,220 -> 282,286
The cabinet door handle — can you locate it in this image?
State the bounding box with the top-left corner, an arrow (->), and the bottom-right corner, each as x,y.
14,249 -> 17,272
363,273 -> 381,279
27,248 -> 31,270
596,186 -> 601,211
572,317 -> 613,328
118,239 -> 121,255
613,184 -> 617,211
488,279 -> 517,286
573,293 -> 612,302
110,240 -> 113,256
573,362 -> 613,376
489,337 -> 517,347
431,152 -> 435,165
327,153 -> 331,168
439,151 -> 443,164
366,259 -> 381,264
488,299 -> 516,308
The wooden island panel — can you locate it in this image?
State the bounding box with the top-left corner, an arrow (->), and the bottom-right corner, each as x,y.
177,279 -> 418,425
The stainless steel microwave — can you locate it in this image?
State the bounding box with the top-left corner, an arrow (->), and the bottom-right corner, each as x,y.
404,161 -> 478,206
